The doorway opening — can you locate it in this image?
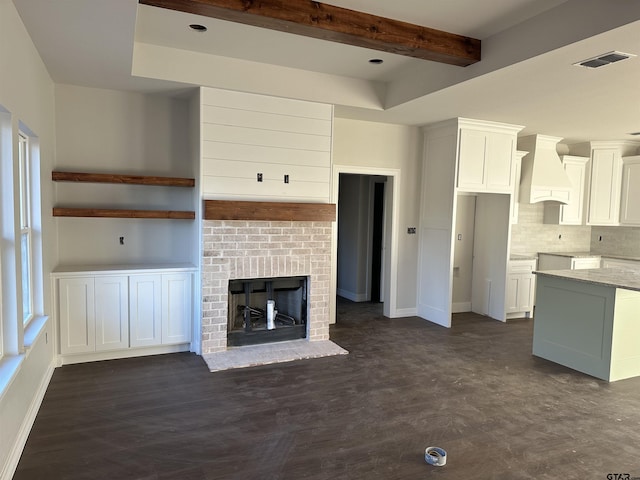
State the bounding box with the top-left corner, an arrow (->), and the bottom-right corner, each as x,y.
336,174 -> 388,305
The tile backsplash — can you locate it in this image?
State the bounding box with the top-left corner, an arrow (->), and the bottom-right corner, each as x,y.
511,203 -> 640,258
510,203 -> 591,255
590,226 -> 640,257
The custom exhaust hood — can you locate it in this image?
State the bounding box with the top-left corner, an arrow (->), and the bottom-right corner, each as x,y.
517,134 -> 572,204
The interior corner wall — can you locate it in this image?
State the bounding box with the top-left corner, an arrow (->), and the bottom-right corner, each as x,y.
332,117 -> 422,312
54,85 -> 198,266
0,0 -> 57,478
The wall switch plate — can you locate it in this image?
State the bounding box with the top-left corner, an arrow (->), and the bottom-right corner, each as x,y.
457,234 -> 462,240
407,227 -> 416,234
284,174 -> 289,184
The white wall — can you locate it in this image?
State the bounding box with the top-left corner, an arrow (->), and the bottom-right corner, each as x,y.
332,118 -> 422,312
452,195 -> 476,311
0,0 -> 57,477
54,85 -> 199,266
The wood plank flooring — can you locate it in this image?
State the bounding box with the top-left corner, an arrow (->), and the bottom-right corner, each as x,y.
13,299 -> 640,479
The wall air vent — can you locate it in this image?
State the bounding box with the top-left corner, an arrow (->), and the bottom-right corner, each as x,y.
573,51 -> 636,68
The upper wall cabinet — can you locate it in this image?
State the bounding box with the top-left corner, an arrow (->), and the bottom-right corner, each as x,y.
620,155 -> 640,226
456,120 -> 522,194
200,87 -> 333,203
543,155 -> 589,225
571,141 -> 640,226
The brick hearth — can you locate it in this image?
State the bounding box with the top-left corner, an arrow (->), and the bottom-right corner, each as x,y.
201,220 -> 332,354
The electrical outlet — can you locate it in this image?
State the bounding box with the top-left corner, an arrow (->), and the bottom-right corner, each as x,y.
257,173 -> 263,182
407,227 -> 416,234
119,236 -> 124,245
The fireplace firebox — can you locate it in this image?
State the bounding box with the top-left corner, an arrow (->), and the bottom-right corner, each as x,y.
227,276 -> 308,347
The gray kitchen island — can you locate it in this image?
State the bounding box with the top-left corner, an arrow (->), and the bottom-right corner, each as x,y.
533,268 -> 640,382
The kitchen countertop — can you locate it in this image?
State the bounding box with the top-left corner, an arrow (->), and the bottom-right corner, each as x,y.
599,254 -> 640,262
534,268 -> 640,292
538,251 -> 600,258
510,253 -> 537,261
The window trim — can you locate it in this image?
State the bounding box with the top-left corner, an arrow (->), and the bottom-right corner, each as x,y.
18,132 -> 34,326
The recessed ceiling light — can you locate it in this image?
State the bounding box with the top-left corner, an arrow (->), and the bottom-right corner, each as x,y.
189,24 -> 207,32
369,58 -> 384,65
573,51 -> 636,68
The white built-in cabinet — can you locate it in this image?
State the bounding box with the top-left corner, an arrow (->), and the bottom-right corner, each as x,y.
506,259 -> 536,319
457,127 -> 516,193
418,118 -> 523,327
620,156 -> 640,226
510,150 -> 527,224
543,155 -> 589,225
570,141 -> 640,226
54,265 -> 195,361
537,253 -> 601,270
200,87 -> 333,203
601,257 -> 640,269
588,148 -> 622,225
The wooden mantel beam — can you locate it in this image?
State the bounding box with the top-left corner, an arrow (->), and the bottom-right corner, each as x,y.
139,0 -> 481,66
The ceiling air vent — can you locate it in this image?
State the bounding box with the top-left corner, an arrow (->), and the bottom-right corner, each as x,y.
573,51 -> 636,68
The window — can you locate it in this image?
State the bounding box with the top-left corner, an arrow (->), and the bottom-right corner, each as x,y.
18,132 -> 34,325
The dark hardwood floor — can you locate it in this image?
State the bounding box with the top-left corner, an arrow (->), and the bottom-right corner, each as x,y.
14,299 -> 640,479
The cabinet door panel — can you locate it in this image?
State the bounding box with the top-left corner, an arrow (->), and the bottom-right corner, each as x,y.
588,149 -> 621,225
95,276 -> 129,351
505,276 -> 520,313
517,275 -> 535,311
620,157 -> 640,225
457,129 -> 487,191
162,273 -> 192,344
129,275 -> 162,347
485,133 -> 514,192
59,277 -> 95,354
560,158 -> 588,224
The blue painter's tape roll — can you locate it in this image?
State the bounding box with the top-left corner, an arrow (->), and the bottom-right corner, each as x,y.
425,446 -> 447,467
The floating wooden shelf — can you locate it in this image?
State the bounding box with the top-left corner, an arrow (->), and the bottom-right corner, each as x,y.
52,171 -> 195,187
53,208 -> 195,220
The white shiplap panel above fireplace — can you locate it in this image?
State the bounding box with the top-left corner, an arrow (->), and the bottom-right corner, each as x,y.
201,87 -> 333,203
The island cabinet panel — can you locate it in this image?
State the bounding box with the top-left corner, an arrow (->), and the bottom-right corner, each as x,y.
533,271 -> 640,382
201,87 -> 333,203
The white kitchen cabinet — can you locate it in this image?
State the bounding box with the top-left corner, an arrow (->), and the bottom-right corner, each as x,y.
544,155 -> 589,225
129,273 -> 192,347
620,156 -> 640,226
129,274 -> 162,347
588,148 -> 622,225
59,275 -> 128,354
94,276 -> 129,351
53,265 -> 196,362
457,127 -> 515,193
162,273 -> 192,344
58,277 -> 95,354
601,257 -> 640,269
537,253 -> 600,271
510,150 -> 526,224
506,259 -> 536,318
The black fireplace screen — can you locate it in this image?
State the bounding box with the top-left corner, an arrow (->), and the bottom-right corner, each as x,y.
227,276 -> 308,346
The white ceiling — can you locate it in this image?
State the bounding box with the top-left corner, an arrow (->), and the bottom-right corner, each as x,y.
12,0 -> 640,144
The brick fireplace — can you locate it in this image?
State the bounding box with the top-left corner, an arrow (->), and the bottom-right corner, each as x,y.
201,201 -> 341,363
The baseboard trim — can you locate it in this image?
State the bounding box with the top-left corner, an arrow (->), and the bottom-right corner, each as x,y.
337,289 -> 368,302
390,307 -> 417,318
452,302 -> 471,313
2,360 -> 55,480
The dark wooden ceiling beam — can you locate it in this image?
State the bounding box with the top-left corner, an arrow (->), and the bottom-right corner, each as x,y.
139,0 -> 481,66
